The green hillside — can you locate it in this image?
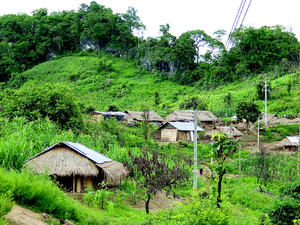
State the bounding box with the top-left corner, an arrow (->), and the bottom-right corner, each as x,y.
7,51 -> 300,118
1,2 -> 300,224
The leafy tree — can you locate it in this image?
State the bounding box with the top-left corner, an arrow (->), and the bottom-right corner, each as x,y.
210,132 -> 239,208
236,101 -> 261,134
0,82 -> 83,131
159,24 -> 170,35
226,25 -> 299,75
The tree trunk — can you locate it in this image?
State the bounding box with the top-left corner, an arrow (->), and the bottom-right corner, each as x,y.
145,194 -> 151,214
217,167 -> 226,208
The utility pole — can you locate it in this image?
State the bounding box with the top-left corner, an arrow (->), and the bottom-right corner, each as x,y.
265,79 -> 268,125
193,110 -> 198,189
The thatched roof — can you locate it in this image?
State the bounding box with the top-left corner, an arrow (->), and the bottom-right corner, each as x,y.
26,148 -> 100,176
260,114 -> 278,123
97,161 -> 129,184
164,110 -> 219,123
125,110 -> 164,122
205,126 -> 244,138
159,122 -> 204,131
26,142 -> 128,181
275,136 -> 300,148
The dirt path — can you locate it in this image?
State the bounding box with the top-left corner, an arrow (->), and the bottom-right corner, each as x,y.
130,190 -> 186,213
4,204 -> 48,225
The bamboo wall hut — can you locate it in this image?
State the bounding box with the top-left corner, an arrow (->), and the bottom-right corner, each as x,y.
25,142 -> 129,192
90,111 -> 127,122
205,126 -> 244,139
124,110 -> 164,125
275,136 -> 300,151
158,122 -> 204,142
164,110 -> 219,127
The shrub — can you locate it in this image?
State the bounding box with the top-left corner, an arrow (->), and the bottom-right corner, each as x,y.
0,82 -> 83,131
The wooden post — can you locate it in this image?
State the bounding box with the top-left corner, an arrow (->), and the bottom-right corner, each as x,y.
73,175 -> 75,193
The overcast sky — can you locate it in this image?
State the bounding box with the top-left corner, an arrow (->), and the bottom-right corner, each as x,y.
1,0 -> 300,41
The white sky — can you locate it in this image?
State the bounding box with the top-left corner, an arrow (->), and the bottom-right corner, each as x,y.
1,0 -> 300,41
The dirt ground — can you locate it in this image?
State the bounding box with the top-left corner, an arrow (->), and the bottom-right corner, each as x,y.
4,205 -> 48,225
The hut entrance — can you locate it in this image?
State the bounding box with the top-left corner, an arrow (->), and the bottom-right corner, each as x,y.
54,176 -> 73,192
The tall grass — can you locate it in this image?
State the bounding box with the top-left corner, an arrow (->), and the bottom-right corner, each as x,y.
0,167 -> 144,224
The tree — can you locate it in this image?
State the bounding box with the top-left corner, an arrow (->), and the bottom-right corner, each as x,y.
210,132 -> 239,208
226,25 -> 299,75
124,150 -> 187,213
159,24 -> 170,35
0,82 -> 83,131
121,6 -> 145,32
236,101 -> 261,134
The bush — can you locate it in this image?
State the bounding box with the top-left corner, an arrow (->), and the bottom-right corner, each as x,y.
0,82 -> 83,131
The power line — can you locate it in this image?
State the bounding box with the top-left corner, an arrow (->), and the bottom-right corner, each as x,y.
202,0 -> 253,104
225,0 -> 245,49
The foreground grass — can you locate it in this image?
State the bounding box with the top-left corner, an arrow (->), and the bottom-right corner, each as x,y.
0,168 -> 145,225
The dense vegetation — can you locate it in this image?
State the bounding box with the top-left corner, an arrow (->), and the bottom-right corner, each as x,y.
1,1 -> 300,224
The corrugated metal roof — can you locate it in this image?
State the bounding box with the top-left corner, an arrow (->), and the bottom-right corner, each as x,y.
168,122 -> 204,131
287,136 -> 300,145
27,141 -> 112,164
92,111 -> 127,116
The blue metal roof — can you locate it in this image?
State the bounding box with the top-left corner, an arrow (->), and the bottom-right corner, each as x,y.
27,141 -> 112,164
168,122 -> 204,131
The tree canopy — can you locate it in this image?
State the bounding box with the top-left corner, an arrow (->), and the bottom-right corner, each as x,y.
0,82 -> 83,131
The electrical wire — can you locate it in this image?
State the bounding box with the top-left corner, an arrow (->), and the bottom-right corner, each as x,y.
199,0 -> 253,113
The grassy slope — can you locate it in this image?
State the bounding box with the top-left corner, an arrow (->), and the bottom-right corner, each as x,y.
10,53 -> 300,118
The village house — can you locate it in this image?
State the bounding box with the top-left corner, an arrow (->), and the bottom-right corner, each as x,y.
124,110 -> 164,125
259,114 -> 278,124
90,111 -> 127,122
274,136 -> 300,151
164,110 -> 219,128
25,141 -> 129,192
158,122 -> 204,142
205,126 -> 244,140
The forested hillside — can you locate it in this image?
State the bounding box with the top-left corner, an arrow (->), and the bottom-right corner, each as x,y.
0,1 -> 299,86
1,2 -> 300,225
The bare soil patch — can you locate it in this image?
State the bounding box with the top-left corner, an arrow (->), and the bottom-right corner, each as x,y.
130,190 -> 186,213
4,204 -> 47,225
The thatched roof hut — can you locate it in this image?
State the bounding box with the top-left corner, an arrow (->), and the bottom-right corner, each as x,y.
259,114 -> 278,124
158,122 -> 204,142
164,110 -> 219,126
275,136 -> 300,151
26,142 -> 129,192
124,110 -> 164,124
205,126 -> 244,139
